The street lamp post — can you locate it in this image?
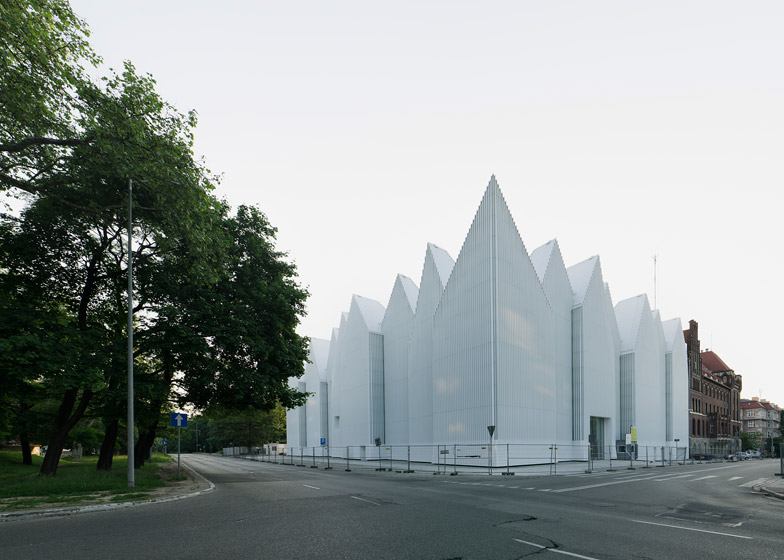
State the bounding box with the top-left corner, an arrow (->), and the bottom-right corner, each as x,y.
127,178 -> 135,490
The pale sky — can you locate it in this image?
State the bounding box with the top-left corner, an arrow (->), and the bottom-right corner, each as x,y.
70,1 -> 783,404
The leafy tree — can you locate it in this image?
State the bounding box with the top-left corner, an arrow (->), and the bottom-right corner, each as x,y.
740,431 -> 762,452
0,1 -> 308,476
174,206 -> 309,412
1,1 -> 220,475
183,407 -> 287,453
0,0 -> 99,205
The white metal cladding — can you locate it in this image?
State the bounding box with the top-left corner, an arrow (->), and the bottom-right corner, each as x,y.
327,314 -> 349,446
328,296 -> 385,447
433,182 -> 496,444
298,381 -> 307,446
665,352 -> 672,441
319,381 -> 329,443
602,283 -> 622,440
662,317 -> 689,444
532,240 -> 573,445
287,176 -> 689,453
615,295 -> 666,446
285,376 -> 301,447
382,275 -> 418,445
494,186 -> 556,446
571,306 -> 584,440
302,338 -> 329,446
323,327 -> 339,445
408,244 -> 453,446
571,257 -> 619,444
648,310 -> 667,446
369,332 -> 385,443
619,352 -> 635,435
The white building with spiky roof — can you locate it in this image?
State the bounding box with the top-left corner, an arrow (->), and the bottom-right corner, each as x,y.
287,177 -> 688,462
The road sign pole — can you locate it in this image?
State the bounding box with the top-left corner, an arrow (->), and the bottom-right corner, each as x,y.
177,426 -> 181,477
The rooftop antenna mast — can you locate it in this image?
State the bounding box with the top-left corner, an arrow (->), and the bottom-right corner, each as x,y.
653,254 -> 658,309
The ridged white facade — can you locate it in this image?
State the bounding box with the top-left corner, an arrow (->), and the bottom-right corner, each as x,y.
286,338 -> 330,448
381,275 -> 418,445
288,177 -> 688,458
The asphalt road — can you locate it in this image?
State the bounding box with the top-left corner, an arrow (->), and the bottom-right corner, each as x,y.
2,454 -> 783,560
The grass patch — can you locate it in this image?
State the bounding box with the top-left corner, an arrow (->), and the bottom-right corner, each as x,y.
0,451 -> 167,508
0,451 -> 44,480
110,492 -> 151,502
0,494 -> 106,511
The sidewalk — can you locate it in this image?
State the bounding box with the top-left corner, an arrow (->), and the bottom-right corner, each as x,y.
0,459 -> 213,523
757,475 -> 784,500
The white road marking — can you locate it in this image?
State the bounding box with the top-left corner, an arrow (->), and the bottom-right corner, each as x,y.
539,489 -> 552,492
739,478 -> 770,488
513,539 -> 601,560
303,484 -> 320,490
729,476 -> 743,481
693,475 -> 717,481
552,476 -> 658,493
351,496 -> 380,505
631,520 -> 751,539
509,486 -> 519,489
654,474 -> 696,482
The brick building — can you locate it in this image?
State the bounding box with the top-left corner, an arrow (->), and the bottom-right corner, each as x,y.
740,397 -> 781,451
684,320 -> 742,457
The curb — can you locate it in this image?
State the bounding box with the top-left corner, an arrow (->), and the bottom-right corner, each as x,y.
756,482 -> 784,501
0,461 -> 215,523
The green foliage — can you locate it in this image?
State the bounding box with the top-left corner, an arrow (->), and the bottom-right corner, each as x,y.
0,0 -> 99,199
166,206 -> 309,412
740,431 -> 762,451
0,0 -> 308,474
162,407 -> 288,453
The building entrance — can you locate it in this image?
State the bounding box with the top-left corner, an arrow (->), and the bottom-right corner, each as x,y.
589,417 -> 606,459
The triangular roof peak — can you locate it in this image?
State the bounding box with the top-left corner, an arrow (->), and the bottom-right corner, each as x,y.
394,273 -> 419,311
530,239 -> 558,283
567,256 -> 600,307
661,317 -> 683,352
308,338 -> 331,380
352,294 -> 386,333
615,294 -> 649,352
427,242 -> 454,286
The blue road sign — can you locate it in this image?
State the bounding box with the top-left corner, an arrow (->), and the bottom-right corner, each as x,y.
320,438 -> 326,446
170,413 -> 188,427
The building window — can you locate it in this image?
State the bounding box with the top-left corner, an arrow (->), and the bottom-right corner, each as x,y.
749,421 -> 755,427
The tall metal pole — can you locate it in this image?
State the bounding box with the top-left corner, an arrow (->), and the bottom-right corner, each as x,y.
127,178 -> 135,489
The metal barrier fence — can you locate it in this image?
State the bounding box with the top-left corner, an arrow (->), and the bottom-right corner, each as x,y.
231,443 -> 710,475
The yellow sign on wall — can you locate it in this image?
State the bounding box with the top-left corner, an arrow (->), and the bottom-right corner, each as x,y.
631,427 -> 638,442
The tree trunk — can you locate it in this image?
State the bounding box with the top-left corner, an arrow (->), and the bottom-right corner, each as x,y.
134,420 -> 158,468
40,387 -> 93,476
96,418 -> 120,471
19,428 -> 32,466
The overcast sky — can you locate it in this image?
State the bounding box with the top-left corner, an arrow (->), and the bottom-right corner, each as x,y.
70,1 -> 783,404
